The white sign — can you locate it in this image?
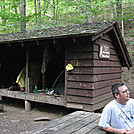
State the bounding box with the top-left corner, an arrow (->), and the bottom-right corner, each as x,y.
99,45 -> 110,59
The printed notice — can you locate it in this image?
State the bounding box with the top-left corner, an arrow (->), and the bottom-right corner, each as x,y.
99,45 -> 110,59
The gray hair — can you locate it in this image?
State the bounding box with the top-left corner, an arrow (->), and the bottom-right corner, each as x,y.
111,82 -> 124,98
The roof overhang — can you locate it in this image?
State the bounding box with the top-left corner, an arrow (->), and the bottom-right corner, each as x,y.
91,21 -> 132,69
0,21 -> 132,68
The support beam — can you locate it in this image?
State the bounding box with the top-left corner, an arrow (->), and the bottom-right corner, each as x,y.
26,45 -> 30,93
0,96 -> 2,101
25,100 -> 31,112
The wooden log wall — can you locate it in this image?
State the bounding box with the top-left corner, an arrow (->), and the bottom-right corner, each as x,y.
65,35 -> 122,111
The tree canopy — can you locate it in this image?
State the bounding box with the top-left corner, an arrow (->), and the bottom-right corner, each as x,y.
0,0 -> 133,33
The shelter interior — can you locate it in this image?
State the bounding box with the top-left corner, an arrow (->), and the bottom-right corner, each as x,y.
0,40 -> 65,95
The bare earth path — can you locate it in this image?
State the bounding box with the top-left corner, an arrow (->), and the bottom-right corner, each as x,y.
0,97 -> 75,134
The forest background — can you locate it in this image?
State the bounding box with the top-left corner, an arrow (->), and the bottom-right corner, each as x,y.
0,0 -> 134,96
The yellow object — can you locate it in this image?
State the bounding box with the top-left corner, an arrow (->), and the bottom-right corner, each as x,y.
66,64 -> 74,71
16,63 -> 40,89
16,67 -> 26,87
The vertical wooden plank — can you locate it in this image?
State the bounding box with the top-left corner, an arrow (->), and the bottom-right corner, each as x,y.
41,46 -> 47,90
25,45 -> 30,93
25,100 -> 31,111
0,96 -> 2,101
64,39 -> 69,106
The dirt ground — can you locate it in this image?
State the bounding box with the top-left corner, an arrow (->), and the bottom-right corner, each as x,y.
0,97 -> 75,134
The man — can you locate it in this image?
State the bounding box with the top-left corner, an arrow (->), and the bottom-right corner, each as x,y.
98,82 -> 134,134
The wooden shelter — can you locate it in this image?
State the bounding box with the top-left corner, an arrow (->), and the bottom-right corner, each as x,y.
0,20 -> 132,111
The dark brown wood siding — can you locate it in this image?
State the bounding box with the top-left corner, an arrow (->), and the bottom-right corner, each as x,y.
91,34 -> 122,110
65,35 -> 122,111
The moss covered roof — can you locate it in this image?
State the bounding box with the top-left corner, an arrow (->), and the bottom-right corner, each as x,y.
0,20 -> 116,43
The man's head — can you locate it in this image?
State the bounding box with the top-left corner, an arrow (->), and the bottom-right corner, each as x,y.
111,82 -> 130,104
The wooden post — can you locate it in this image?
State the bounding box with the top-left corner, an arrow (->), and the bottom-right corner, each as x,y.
41,47 -> 46,90
25,100 -> 31,111
0,96 -> 2,101
25,45 -> 30,93
42,73 -> 45,89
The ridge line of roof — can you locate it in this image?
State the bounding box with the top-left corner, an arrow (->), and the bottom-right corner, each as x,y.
0,20 -> 116,43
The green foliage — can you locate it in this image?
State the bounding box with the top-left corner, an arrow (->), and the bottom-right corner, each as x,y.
0,0 -> 133,33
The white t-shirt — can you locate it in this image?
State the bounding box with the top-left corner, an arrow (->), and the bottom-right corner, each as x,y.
98,98 -> 134,130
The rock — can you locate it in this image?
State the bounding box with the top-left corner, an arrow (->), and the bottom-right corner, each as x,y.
0,104 -> 4,112
34,117 -> 51,122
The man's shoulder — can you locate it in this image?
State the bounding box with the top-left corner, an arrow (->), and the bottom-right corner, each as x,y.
104,100 -> 116,109
129,98 -> 134,101
127,98 -> 134,104
106,99 -> 116,105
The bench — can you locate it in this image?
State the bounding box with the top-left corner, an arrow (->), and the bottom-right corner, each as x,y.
24,111 -> 109,134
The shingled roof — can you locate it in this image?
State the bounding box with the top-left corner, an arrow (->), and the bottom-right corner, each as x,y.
0,20 -> 116,43
0,20 -> 132,68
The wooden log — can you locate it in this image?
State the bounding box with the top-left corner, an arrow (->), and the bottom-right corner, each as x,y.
29,111 -> 91,133
0,89 -> 65,107
53,113 -> 100,134
0,96 -> 2,101
68,67 -> 121,75
67,78 -> 121,90
69,59 -> 121,67
67,73 -> 121,82
25,100 -> 31,112
72,119 -> 100,134
67,92 -> 112,105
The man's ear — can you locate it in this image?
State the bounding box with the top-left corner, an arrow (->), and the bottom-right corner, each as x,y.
115,94 -> 120,99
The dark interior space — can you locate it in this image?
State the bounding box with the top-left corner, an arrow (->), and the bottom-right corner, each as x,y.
43,42 -> 65,94
0,45 -> 26,88
0,40 -> 65,95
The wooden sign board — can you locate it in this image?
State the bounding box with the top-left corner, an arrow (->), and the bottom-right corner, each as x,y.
99,45 -> 110,59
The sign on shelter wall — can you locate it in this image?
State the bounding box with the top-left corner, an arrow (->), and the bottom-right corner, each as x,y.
99,45 -> 110,59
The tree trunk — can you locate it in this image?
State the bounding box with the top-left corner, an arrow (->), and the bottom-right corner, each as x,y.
1,0 -> 6,26
20,0 -> 26,32
14,2 -> 19,31
34,0 -> 37,24
116,0 -> 124,35
109,1 -> 114,19
43,0 -> 49,16
116,0 -> 122,19
50,0 -> 58,22
37,0 -> 41,18
52,0 -> 56,20
121,11 -> 124,36
37,0 -> 41,26
86,0 -> 93,23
